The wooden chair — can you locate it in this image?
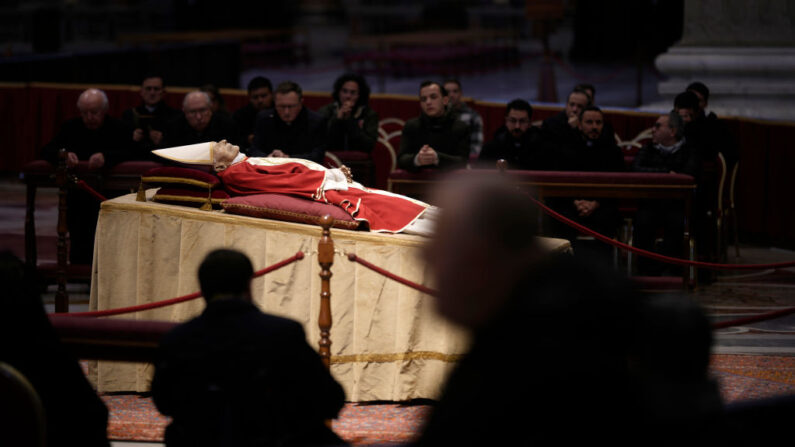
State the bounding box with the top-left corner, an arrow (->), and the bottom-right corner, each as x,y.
0,362 -> 46,447
716,153 -> 741,260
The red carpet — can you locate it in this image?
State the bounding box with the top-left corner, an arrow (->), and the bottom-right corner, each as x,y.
101,354 -> 794,444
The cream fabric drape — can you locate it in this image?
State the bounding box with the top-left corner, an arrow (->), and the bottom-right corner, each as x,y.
88,192 -> 570,401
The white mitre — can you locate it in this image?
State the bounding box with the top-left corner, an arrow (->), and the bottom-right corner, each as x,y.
151,142 -> 216,165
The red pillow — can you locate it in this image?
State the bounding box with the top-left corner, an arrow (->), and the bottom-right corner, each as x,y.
221,194 -> 363,230
153,187 -> 230,210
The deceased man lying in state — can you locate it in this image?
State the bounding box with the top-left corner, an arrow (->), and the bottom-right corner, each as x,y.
153,141 -> 437,235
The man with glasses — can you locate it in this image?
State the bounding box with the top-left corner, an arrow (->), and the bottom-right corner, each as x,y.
162,91 -> 241,148
479,98 -> 545,169
250,81 -> 326,164
121,74 -> 180,158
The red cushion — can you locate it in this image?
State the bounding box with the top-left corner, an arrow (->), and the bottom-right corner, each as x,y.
142,166 -> 221,189
221,193 -> 362,230
153,187 -> 230,208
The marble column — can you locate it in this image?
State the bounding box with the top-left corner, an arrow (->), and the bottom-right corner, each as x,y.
651,0 -> 795,121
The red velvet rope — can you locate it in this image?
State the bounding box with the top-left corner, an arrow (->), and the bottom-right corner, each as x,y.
74,179 -> 108,202
346,253 -> 438,296
711,306 -> 795,330
525,193 -> 795,270
59,251 -> 305,317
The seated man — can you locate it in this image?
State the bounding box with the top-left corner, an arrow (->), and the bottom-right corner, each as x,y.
317,73 -> 379,153
41,88 -> 132,264
163,91 -> 242,148
443,78 -> 484,157
544,106 -> 625,255
674,87 -> 738,166
152,249 -> 346,446
397,81 -> 469,172
478,99 -> 545,169
121,74 -> 180,158
232,76 -> 273,148
540,87 -> 590,148
632,111 -> 699,275
250,81 -> 327,164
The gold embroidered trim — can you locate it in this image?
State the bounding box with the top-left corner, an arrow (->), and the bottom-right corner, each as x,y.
153,194 -> 225,205
222,203 -> 361,230
330,351 -> 463,364
141,176 -> 217,189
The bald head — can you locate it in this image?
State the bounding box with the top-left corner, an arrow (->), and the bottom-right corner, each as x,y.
77,88 -> 108,130
183,91 -> 213,132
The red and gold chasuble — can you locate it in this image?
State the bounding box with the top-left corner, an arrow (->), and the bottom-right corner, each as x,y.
218,158 -> 428,233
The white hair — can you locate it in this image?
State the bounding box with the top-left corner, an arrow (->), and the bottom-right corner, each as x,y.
77,88 -> 109,110
183,91 -> 212,109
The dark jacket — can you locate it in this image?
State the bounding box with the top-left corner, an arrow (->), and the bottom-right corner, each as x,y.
479,125 -> 546,170
317,102 -> 379,153
121,101 -> 181,157
397,112 -> 470,171
163,113 -> 242,149
41,116 -> 132,168
232,103 -> 260,150
632,140 -> 700,177
250,107 -> 327,164
152,298 -> 346,447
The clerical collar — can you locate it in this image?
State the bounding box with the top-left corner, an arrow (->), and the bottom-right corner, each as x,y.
145,104 -> 157,113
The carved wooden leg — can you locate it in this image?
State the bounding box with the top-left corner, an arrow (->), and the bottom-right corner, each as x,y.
317,215 -> 334,370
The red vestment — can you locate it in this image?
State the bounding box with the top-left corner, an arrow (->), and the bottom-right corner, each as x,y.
218,158 -> 428,233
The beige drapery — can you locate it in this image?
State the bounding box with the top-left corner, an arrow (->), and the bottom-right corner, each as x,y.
88,192 -> 570,401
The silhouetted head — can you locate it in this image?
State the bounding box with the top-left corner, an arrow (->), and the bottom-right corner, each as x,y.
247,76 -> 273,111
674,91 -> 700,124
425,177 -> 540,329
198,249 -> 254,302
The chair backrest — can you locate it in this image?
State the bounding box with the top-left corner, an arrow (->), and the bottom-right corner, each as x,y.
729,159 -> 739,208
0,362 -> 47,447
372,138 -> 398,190
716,152 -> 728,215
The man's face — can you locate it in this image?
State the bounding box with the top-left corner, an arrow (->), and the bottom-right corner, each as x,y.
443,82 -> 462,106
505,109 -> 531,138
212,141 -> 240,172
140,77 -> 164,106
688,89 -> 707,113
183,94 -> 213,132
677,107 -> 695,124
566,92 -> 589,119
579,110 -> 604,140
338,80 -> 360,106
78,94 -> 106,130
652,115 -> 677,146
419,84 -> 448,118
249,87 -> 273,111
275,91 -> 302,124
